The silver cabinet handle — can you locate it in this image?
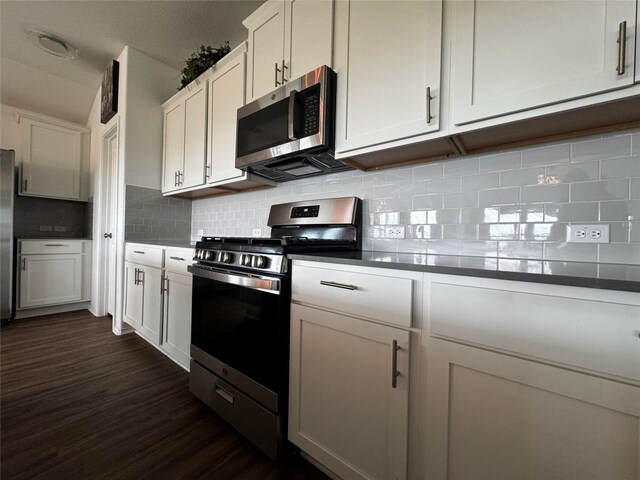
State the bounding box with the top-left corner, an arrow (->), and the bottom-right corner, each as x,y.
45,244 -> 65,247
281,59 -> 288,83
169,256 -> 185,261
391,340 -> 401,388
174,171 -> 178,187
22,258 -> 26,271
138,269 -> 144,286
103,233 -> 113,239
215,385 -> 235,405
205,164 -> 211,181
133,251 -> 145,254
275,62 -> 281,87
426,86 -> 433,124
161,276 -> 168,295
179,171 -> 183,186
133,268 -> 139,285
320,280 -> 358,291
616,21 -> 627,75
23,179 -> 28,192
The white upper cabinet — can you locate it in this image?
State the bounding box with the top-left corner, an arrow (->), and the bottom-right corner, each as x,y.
452,0 -> 637,125
161,81 -> 207,193
244,0 -> 333,102
333,0 -> 443,154
16,111 -> 89,201
206,43 -> 248,185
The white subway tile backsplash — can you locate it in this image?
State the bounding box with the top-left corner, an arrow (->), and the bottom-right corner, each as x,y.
600,156 -> 640,179
521,144 -> 571,167
521,184 -> 569,203
190,127 -> 640,264
570,179 -> 629,201
571,135 -> 631,162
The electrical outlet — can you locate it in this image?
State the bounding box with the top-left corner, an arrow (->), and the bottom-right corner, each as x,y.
197,229 -> 204,236
39,225 -> 52,232
53,225 -> 67,232
384,226 -> 406,239
567,224 -> 610,243
252,228 -> 262,237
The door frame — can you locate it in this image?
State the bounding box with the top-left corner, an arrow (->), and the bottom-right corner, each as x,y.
93,119 -> 120,319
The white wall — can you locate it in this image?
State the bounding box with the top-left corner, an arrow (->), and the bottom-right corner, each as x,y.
0,104 -> 19,150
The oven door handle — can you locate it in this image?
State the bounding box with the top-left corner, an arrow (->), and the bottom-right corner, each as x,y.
188,265 -> 281,295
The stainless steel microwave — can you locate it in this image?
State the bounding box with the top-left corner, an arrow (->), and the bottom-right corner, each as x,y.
235,65 -> 353,182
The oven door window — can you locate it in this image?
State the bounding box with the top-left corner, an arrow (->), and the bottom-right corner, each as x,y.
191,274 -> 289,394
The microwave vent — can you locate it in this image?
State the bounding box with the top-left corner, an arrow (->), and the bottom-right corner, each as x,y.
311,155 -> 346,170
254,167 -> 286,180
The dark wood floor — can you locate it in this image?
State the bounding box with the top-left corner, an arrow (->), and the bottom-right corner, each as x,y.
1,311 -> 329,480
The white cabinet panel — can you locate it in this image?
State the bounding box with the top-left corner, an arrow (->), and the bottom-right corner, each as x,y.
182,86 -> 207,188
452,0 -> 636,124
139,266 -> 163,345
162,101 -> 184,192
207,49 -> 247,185
333,0 -> 442,153
425,338 -> 640,480
19,254 -> 82,308
124,262 -> 143,328
289,304 -> 410,480
162,271 -> 192,369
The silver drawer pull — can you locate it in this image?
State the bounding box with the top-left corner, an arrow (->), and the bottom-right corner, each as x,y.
215,385 -> 235,405
133,250 -> 145,254
45,244 -> 65,247
320,280 -> 358,291
169,256 -> 185,261
391,340 -> 401,389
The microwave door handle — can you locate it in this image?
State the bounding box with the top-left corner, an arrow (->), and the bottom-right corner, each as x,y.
287,89 -> 299,140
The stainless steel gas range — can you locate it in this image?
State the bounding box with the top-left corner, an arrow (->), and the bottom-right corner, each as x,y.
187,197 -> 361,459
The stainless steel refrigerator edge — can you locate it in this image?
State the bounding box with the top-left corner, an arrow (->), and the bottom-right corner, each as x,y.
1,149 -> 15,322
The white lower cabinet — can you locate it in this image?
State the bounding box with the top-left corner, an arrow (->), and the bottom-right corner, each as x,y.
424,337 -> 640,480
123,243 -> 192,370
289,261 -> 421,480
17,239 -> 91,310
290,304 -> 410,480
421,274 -> 640,480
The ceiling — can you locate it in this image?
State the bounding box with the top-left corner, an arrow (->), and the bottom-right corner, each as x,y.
0,0 -> 263,125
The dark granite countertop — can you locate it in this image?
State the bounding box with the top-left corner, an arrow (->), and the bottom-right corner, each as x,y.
125,240 -> 195,249
288,251 -> 640,293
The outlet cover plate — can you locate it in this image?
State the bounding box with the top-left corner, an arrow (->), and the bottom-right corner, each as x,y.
567,224 -> 610,243
252,228 -> 262,237
384,226 -> 406,239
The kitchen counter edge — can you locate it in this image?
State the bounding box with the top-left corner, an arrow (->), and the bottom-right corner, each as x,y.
288,251 -> 640,293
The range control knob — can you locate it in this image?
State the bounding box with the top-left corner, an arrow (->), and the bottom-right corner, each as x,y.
252,255 -> 268,269
205,250 -> 214,261
241,254 -> 253,266
220,251 -> 234,264
197,249 -> 205,259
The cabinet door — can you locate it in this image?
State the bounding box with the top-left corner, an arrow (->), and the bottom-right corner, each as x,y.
20,118 -> 82,200
207,51 -> 247,185
139,266 -> 163,345
245,0 -> 286,102
333,0 -> 442,153
452,0 -> 636,125
162,272 -> 192,369
289,304 -> 410,480
123,262 -> 143,328
424,338 -> 640,480
162,100 -> 184,193
181,83 -> 207,189
283,0 -> 333,81
18,254 -> 82,308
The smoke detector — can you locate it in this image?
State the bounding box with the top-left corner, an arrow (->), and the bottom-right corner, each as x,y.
27,31 -> 78,59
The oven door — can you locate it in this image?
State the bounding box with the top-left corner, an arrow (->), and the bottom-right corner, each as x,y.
188,265 -> 290,413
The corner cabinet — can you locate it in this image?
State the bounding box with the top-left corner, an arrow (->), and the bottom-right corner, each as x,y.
333,0 -> 443,154
243,0 -> 334,102
451,0 -> 637,125
123,243 -> 193,371
421,274 -> 640,480
162,81 -> 207,193
16,111 -> 90,201
289,261 -> 422,480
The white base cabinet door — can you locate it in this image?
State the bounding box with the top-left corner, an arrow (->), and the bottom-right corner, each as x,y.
123,262 -> 143,329
452,0 -> 636,124
425,338 -> 640,480
289,303 -> 410,480
138,266 -> 163,345
18,254 -> 82,308
162,271 -> 192,369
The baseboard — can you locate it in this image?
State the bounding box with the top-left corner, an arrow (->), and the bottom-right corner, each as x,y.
112,322 -> 135,336
15,302 -> 92,319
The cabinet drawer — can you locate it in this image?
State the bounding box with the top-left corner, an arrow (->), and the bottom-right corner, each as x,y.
165,248 -> 194,274
428,280 -> 640,382
292,264 -> 413,327
125,244 -> 164,268
20,240 -> 84,255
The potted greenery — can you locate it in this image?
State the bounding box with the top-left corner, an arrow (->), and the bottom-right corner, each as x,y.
179,42 -> 231,90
